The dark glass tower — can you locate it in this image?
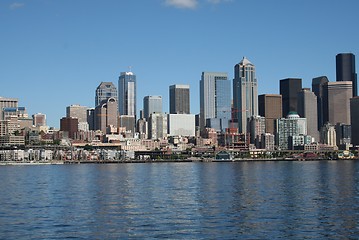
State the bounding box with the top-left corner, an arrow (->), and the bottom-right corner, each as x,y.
312,76 -> 329,130
336,53 -> 357,97
169,84 -> 190,114
279,78 -> 302,117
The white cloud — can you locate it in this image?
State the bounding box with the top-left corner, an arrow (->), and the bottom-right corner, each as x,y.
9,2 -> 25,10
165,0 -> 198,9
207,0 -> 232,4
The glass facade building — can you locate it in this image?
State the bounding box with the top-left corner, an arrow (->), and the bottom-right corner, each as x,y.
118,72 -> 137,118
200,72 -> 231,132
143,96 -> 162,120
95,82 -> 118,107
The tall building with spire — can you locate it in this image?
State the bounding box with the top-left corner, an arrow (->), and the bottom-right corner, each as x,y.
118,72 -> 137,119
233,57 -> 258,133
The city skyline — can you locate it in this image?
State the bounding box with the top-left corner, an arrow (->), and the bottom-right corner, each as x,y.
1,1 -> 359,127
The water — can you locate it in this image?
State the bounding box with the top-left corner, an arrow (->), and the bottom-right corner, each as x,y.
0,161 -> 359,239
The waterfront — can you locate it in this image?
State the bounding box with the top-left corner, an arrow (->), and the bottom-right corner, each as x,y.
1,161 -> 359,239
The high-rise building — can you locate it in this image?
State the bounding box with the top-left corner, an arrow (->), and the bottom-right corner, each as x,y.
118,71 -> 137,118
297,88 -> 319,141
350,97 -> 359,146
169,84 -> 190,114
335,123 -> 351,148
95,82 -> 118,107
248,115 -> 265,148
200,72 -> 231,133
0,97 -> 18,120
312,76 -> 329,130
94,97 -> 118,134
323,81 -> 352,125
143,96 -> 162,120
258,94 -> 282,134
280,78 -> 302,117
233,57 -> 258,133
168,114 -> 195,137
336,53 -> 357,97
87,108 -> 95,130
60,117 -> 78,139
32,113 -> 46,127
276,112 -> 307,150
149,113 -> 167,140
66,105 -> 88,123
320,123 -> 337,147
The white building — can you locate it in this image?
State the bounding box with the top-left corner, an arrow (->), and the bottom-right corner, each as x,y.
168,114 -> 195,137
276,112 -> 307,150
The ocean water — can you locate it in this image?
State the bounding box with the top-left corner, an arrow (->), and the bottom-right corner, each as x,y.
0,161 -> 359,239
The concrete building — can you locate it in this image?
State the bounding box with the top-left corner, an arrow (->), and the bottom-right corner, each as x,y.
95,97 -> 118,134
248,116 -> 265,148
297,88 -> 319,141
336,53 -> 357,96
276,112 -> 307,150
143,96 -> 162,120
66,104 -> 88,123
288,135 -> 313,150
335,123 -> 351,149
168,114 -> 195,137
149,113 -> 167,140
260,133 -> 275,150
312,76 -> 329,130
258,94 -> 282,135
233,57 -> 258,133
0,97 -> 18,120
323,81 -> 352,125
320,123 -> 337,147
87,108 -> 95,131
169,84 -> 190,114
350,97 -> 359,146
60,117 -> 79,139
280,78 -> 302,117
32,113 -> 46,127
95,82 -> 117,107
200,72 -> 231,133
119,115 -> 136,137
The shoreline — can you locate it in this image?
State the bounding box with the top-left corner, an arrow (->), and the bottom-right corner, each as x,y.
0,158 -> 357,165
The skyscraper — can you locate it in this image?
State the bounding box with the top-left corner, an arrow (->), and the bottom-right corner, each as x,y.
66,104 -> 88,123
297,88 -> 319,141
200,72 -> 231,132
276,112 -> 307,150
95,82 -> 118,107
233,57 -> 258,133
95,97 -> 118,134
118,71 -> 137,118
336,53 -> 357,97
32,113 -> 46,127
350,97 -> 359,146
143,96 -> 162,120
312,76 -> 329,130
323,81 -> 352,125
258,94 -> 282,135
169,84 -> 190,114
0,97 -> 18,120
280,78 -> 302,117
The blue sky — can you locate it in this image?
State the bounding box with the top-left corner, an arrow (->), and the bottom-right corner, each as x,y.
1,0 -> 358,128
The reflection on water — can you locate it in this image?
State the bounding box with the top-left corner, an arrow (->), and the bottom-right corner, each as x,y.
0,161 -> 358,239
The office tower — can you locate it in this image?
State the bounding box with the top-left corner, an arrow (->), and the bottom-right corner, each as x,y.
168,114 -> 195,136
258,94 -> 282,134
200,72 -> 231,132
312,76 -> 329,130
118,71 -> 137,118
119,115 -> 136,136
136,118 -> 148,139
169,84 -> 190,114
320,123 -> 337,147
336,53 -> 357,96
280,78 -> 302,117
149,113 -> 167,139
297,88 -> 319,141
276,112 -> 307,150
143,96 -> 162,120
87,108 -> 95,130
233,57 -> 258,133
323,81 -> 352,125
0,97 -> 18,120
95,98 -> 118,134
66,105 -> 88,123
248,116 -> 265,148
60,117 -> 78,139
335,123 -> 351,148
350,97 -> 359,146
95,82 -> 118,107
32,113 -> 46,127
